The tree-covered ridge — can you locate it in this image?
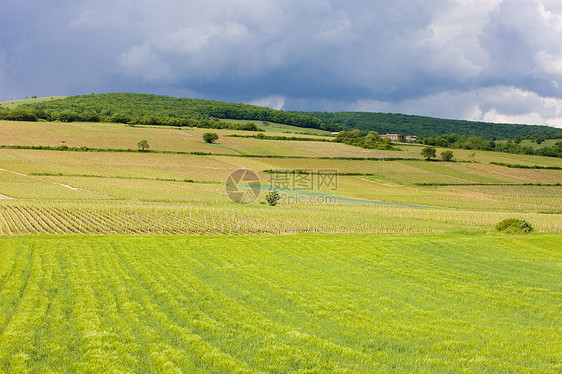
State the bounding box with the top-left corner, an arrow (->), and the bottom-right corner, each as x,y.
0,93 -> 340,131
302,111 -> 562,139
2,93 -> 562,140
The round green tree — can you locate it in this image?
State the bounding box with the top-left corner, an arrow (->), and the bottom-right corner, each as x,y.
137,139 -> 149,151
203,132 -> 219,143
421,146 -> 437,160
441,150 -> 454,161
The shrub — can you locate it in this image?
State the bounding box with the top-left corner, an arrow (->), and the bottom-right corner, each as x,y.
496,219 -> 533,233
265,190 -> 281,206
441,150 -> 454,161
203,132 -> 219,143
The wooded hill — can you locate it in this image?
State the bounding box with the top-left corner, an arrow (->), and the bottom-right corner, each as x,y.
1,93 -> 561,139
1,93 -> 339,132
301,112 -> 562,139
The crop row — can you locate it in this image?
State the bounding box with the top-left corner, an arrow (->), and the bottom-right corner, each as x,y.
0,201 -> 559,235
0,202 -> 440,235
288,201 -> 562,233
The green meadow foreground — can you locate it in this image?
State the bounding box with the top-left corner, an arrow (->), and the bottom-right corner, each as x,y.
0,119 -> 561,372
0,233 -> 560,373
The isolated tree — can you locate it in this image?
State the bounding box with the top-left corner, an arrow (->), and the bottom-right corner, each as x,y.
203,132 -> 219,143
137,139 -> 149,151
397,133 -> 406,142
421,146 -> 437,160
265,190 -> 281,206
441,150 -> 454,161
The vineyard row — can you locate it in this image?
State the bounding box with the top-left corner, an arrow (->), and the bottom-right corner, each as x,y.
0,201 -> 559,235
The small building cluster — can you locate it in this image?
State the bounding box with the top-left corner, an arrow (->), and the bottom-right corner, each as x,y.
380,134 -> 417,142
380,133 -> 399,141
331,131 -> 418,143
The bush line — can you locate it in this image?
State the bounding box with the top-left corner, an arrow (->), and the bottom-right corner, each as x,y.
490,162 -> 562,170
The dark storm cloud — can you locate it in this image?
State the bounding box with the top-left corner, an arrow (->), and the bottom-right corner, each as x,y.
115,0 -> 441,100
1,0 -> 562,126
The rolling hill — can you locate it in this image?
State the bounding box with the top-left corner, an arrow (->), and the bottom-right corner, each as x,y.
2,93 -> 562,139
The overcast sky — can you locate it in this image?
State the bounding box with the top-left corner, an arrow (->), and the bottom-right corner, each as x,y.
2,0 -> 562,127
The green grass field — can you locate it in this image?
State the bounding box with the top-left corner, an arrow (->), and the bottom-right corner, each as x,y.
0,233 -> 560,373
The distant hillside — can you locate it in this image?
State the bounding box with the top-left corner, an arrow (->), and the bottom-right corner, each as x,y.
302,112 -> 562,139
2,93 -> 561,139
1,93 -> 340,132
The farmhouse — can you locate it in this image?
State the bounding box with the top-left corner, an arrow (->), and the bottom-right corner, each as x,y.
380,133 -> 418,142
380,133 -> 399,141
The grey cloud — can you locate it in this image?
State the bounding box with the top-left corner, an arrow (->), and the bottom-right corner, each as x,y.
1,0 -> 562,128
116,0 -> 442,100
479,0 -> 562,96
